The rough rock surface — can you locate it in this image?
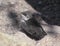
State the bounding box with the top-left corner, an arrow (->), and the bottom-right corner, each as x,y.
0,0 -> 60,46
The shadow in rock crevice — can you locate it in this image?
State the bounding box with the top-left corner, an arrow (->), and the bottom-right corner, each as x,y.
7,11 -> 47,41
21,11 -> 47,41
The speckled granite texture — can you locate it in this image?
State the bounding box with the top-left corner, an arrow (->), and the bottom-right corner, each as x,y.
0,0 -> 60,46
